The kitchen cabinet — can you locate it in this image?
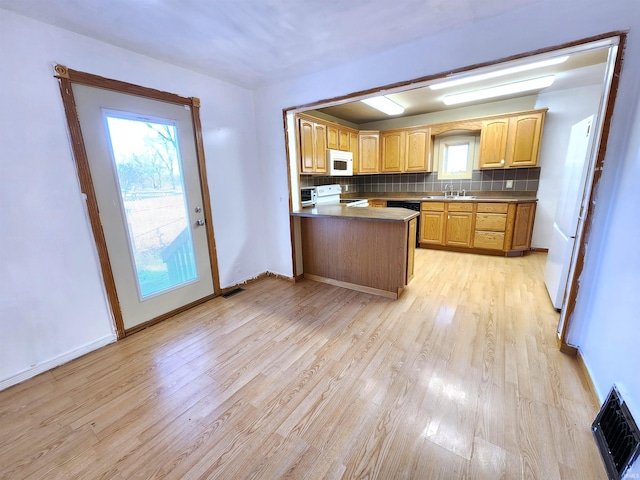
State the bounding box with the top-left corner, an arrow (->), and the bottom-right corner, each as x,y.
511,202 -> 536,250
369,199 -> 387,208
380,127 -> 432,173
445,203 -> 473,247
349,131 -> 359,173
479,111 -> 545,169
473,203 -> 508,250
299,117 -> 327,174
327,124 -> 352,152
419,199 -> 536,255
508,113 -> 544,167
420,202 -> 445,245
358,131 -> 380,174
406,127 -> 432,172
381,130 -> 406,173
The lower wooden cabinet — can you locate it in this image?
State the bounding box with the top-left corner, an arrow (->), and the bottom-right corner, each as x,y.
420,202 -> 445,244
473,203 -> 508,250
512,203 -> 536,251
445,204 -> 473,247
369,199 -> 387,208
419,200 -> 536,256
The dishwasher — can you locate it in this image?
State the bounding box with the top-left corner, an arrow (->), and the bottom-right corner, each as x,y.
387,200 -> 421,247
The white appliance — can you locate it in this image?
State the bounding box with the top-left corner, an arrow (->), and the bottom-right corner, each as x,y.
315,184 -> 369,207
315,184 -> 343,204
544,115 -> 594,310
300,186 -> 317,207
327,149 -> 353,176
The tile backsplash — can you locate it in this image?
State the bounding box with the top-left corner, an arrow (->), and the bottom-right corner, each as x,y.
300,168 -> 540,193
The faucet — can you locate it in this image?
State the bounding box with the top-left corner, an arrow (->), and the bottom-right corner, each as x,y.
443,184 -> 451,196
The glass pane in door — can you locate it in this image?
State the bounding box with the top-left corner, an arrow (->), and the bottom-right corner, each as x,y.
105,115 -> 197,298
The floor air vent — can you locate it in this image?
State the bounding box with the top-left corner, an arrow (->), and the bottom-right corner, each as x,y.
592,385 -> 640,479
222,288 -> 245,298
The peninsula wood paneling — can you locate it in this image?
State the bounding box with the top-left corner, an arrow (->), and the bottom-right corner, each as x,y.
300,216 -> 408,296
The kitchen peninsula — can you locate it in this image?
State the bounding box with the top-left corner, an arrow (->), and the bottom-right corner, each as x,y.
291,206 -> 418,299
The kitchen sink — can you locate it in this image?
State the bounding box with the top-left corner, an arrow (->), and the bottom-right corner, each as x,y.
422,195 -> 477,200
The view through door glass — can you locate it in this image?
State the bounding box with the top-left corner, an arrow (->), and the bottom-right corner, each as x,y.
105,114 -> 197,298
73,84 -> 215,331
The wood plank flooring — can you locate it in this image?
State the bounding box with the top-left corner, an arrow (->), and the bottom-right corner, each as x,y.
0,250 -> 607,479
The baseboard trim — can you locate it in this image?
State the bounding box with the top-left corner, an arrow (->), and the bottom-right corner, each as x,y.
577,349 -> 602,407
531,247 -> 549,253
0,334 -> 116,392
304,273 -> 399,299
220,271 -> 295,296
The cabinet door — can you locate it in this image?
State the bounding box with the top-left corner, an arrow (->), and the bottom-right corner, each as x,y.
299,118 -> 316,173
446,212 -> 473,247
406,218 -> 416,283
406,128 -> 431,172
338,129 -> 350,151
511,203 -> 536,251
358,132 -> 380,174
326,125 -> 339,150
381,131 -> 405,173
369,199 -> 387,208
314,123 -> 327,173
507,113 -> 544,167
349,131 -> 359,174
479,118 -> 509,169
420,211 -> 445,244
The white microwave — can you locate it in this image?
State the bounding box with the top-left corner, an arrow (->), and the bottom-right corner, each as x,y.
327,149 -> 353,176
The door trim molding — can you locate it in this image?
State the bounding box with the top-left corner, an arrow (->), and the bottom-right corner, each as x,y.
55,65 -> 221,339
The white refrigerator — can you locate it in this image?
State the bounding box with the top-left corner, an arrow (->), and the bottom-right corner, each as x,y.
544,115 -> 594,310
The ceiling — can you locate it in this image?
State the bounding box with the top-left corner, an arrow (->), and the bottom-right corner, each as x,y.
0,0 -> 546,88
314,48 -> 609,124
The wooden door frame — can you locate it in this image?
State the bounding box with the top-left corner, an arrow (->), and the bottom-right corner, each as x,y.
283,32 -> 626,354
54,65 -> 221,338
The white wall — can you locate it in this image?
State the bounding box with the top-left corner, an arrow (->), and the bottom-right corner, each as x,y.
532,84 -> 604,248
0,10 -> 266,388
254,0 -> 640,417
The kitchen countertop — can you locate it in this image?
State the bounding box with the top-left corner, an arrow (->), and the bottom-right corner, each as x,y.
291,205 -> 419,222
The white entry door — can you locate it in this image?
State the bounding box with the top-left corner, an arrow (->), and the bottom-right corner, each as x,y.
73,84 -> 215,330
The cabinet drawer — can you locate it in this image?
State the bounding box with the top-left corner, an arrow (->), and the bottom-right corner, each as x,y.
475,213 -> 507,232
447,203 -> 473,212
421,202 -> 445,211
474,231 -> 505,250
477,203 -> 508,213
369,199 -> 386,208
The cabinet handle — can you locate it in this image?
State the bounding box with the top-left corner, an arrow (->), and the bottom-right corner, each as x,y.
500,159 -> 505,165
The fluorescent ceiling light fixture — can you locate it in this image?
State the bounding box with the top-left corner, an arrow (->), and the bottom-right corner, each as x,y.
361,96 -> 405,115
430,56 -> 568,90
443,75 -> 556,106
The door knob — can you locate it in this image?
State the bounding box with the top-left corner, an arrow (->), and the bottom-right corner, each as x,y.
196,219 -> 205,226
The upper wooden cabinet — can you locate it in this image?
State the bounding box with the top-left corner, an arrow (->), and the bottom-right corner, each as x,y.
349,131 -> 359,173
358,131 -> 380,174
298,117 -> 327,174
381,130 -> 406,173
479,111 -> 546,169
327,124 -> 352,152
406,127 -> 432,172
297,109 -> 545,176
479,118 -> 509,168
381,127 -> 432,173
509,113 -> 544,167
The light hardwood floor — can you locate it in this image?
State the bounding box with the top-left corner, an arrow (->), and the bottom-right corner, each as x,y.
0,250 -> 606,479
